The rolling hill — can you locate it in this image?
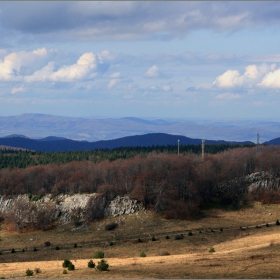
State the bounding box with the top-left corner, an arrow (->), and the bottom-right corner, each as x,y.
263,137 -> 280,145
0,133 -> 254,152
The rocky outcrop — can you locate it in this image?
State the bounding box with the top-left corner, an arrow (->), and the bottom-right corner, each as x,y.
0,193 -> 144,224
54,194 -> 97,224
246,171 -> 280,192
105,195 -> 144,217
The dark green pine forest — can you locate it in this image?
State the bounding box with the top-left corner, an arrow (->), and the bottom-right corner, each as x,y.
0,143 -> 254,169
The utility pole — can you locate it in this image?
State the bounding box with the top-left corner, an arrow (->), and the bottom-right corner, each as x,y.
201,139 -> 205,161
178,139 -> 180,155
256,133 -> 260,155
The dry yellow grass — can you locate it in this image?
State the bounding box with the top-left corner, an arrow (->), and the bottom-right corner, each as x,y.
2,235 -> 280,279
1,202 -> 280,278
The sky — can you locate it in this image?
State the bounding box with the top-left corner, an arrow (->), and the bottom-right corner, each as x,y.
1,1 -> 280,119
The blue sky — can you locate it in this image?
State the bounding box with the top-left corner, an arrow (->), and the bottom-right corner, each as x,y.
1,1 -> 280,119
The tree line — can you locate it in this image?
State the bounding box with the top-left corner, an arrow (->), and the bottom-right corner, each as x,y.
0,143 -> 254,169
1,145 -> 280,220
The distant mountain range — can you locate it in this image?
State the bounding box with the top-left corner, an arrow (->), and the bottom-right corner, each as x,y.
0,133 -> 255,152
1,113 -> 280,143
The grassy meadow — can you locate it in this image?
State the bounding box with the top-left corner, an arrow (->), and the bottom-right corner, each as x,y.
1,202 -> 280,278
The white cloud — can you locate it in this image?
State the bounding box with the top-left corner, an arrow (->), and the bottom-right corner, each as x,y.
32,48 -> 48,56
253,101 -> 264,106
0,48 -> 50,81
107,72 -> 121,89
97,50 -> 115,63
110,72 -> 121,79
11,86 -> 26,94
162,85 -> 173,91
213,69 -> 243,88
150,85 -> 158,90
0,49 -> 118,89
0,52 -> 23,81
25,62 -> 55,82
123,94 -> 134,99
247,54 -> 280,63
145,65 -> 159,78
0,49 -> 8,56
108,79 -> 119,89
14,51 -> 106,83
213,64 -> 276,88
214,12 -> 249,30
50,53 -> 96,82
259,68 -> 280,88
216,92 -> 242,100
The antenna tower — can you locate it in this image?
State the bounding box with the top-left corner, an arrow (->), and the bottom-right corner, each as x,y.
178,139 -> 180,155
201,139 -> 205,161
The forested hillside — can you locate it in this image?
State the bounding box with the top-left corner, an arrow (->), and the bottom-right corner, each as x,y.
0,143 -> 254,169
0,145 -> 279,220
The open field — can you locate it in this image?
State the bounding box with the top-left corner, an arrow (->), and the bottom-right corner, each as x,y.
1,202 -> 280,278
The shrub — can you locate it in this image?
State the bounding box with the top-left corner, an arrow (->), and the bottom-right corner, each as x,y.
22,249 -> 25,252
74,221 -> 82,227
277,219 -> 280,226
105,222 -> 118,231
165,235 -> 170,239
62,269 -> 67,274
33,247 -> 38,252
151,236 -> 156,241
11,248 -> 15,253
93,251 -> 104,258
188,231 -> 193,236
68,263 -> 75,271
211,229 -> 214,232
88,260 -> 95,268
34,267 -> 41,274
220,228 -> 223,232
109,241 -> 114,246
199,230 -> 202,234
26,269 -> 33,276
266,223 -> 269,227
209,247 -> 215,253
31,195 -> 42,201
253,189 -> 280,205
55,246 -> 60,250
158,251 -> 170,256
74,243 -> 77,248
174,234 -> 183,240
138,238 -> 142,243
62,259 -> 71,268
140,251 -> 146,257
44,241 -> 51,247
97,259 -> 109,271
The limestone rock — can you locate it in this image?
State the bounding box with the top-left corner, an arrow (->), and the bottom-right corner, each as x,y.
104,195 -> 144,217
246,171 -> 280,192
0,193 -> 144,224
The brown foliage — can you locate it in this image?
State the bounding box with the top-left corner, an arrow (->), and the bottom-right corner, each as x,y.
249,189 -> 280,205
85,195 -> 105,221
1,145 -> 280,220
